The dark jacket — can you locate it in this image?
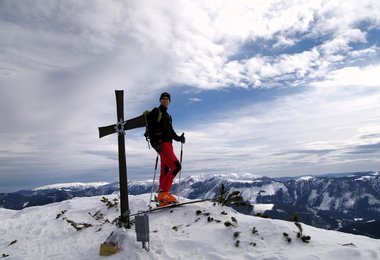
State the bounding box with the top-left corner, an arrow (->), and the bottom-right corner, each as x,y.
147,105 -> 180,145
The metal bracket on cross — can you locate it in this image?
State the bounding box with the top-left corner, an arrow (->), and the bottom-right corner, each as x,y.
115,118 -> 127,135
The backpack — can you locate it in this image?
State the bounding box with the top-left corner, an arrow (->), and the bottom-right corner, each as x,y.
143,108 -> 163,143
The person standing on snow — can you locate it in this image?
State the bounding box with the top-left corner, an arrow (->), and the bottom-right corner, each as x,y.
146,92 -> 185,206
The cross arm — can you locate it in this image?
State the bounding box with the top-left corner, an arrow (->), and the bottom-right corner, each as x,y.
99,124 -> 116,138
98,114 -> 147,138
124,114 -> 146,130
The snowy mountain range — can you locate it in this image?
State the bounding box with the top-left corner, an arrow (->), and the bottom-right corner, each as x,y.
1,171 -> 379,239
1,194 -> 379,259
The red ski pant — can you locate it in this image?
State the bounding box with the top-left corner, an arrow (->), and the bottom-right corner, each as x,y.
158,142 -> 181,192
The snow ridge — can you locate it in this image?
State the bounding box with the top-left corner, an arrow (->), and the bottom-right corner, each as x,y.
0,194 -> 379,259
33,182 -> 110,191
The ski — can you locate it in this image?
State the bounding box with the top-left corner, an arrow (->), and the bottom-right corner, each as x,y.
131,199 -> 209,216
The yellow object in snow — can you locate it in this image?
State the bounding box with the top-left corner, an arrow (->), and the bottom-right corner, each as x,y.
99,243 -> 120,256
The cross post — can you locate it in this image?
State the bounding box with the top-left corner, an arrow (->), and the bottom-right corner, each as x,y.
98,90 -> 146,228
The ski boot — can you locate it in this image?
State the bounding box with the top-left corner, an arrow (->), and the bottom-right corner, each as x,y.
157,191 -> 178,207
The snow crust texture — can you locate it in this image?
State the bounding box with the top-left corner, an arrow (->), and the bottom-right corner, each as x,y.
1,194 -> 379,260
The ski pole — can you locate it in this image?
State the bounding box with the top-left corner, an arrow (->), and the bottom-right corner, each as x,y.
148,154 -> 159,211
177,142 -> 184,201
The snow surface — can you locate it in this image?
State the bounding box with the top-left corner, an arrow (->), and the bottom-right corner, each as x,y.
1,194 -> 379,260
33,182 -> 110,191
192,172 -> 263,183
296,176 -> 315,181
235,181 -> 287,204
308,189 -> 319,204
253,204 -> 274,213
355,176 -> 375,181
317,192 -> 335,211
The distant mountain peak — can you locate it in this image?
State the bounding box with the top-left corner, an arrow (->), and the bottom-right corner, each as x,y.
295,176 -> 315,181
33,182 -> 110,191
197,172 -> 264,181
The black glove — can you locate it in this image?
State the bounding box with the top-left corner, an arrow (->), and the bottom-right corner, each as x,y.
179,133 -> 185,144
152,143 -> 162,153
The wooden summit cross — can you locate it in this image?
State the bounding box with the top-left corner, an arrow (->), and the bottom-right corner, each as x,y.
98,90 -> 146,228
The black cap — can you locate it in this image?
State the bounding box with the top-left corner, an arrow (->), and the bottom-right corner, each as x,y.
160,92 -> 171,101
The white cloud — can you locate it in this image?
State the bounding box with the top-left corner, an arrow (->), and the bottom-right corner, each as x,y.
2,0 -> 379,91
1,0 -> 380,190
188,97 -> 202,104
313,65 -> 380,88
182,64 -> 380,176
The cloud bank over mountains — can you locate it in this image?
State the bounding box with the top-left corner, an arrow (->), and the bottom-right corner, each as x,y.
1,0 -> 380,192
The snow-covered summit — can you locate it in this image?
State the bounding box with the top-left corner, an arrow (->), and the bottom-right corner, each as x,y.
0,194 -> 378,259
355,175 -> 376,181
295,176 -> 315,181
33,182 -> 110,191
2,172 -> 378,240
185,172 -> 263,182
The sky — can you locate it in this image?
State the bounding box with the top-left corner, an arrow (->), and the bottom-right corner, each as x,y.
1,0 -> 380,192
